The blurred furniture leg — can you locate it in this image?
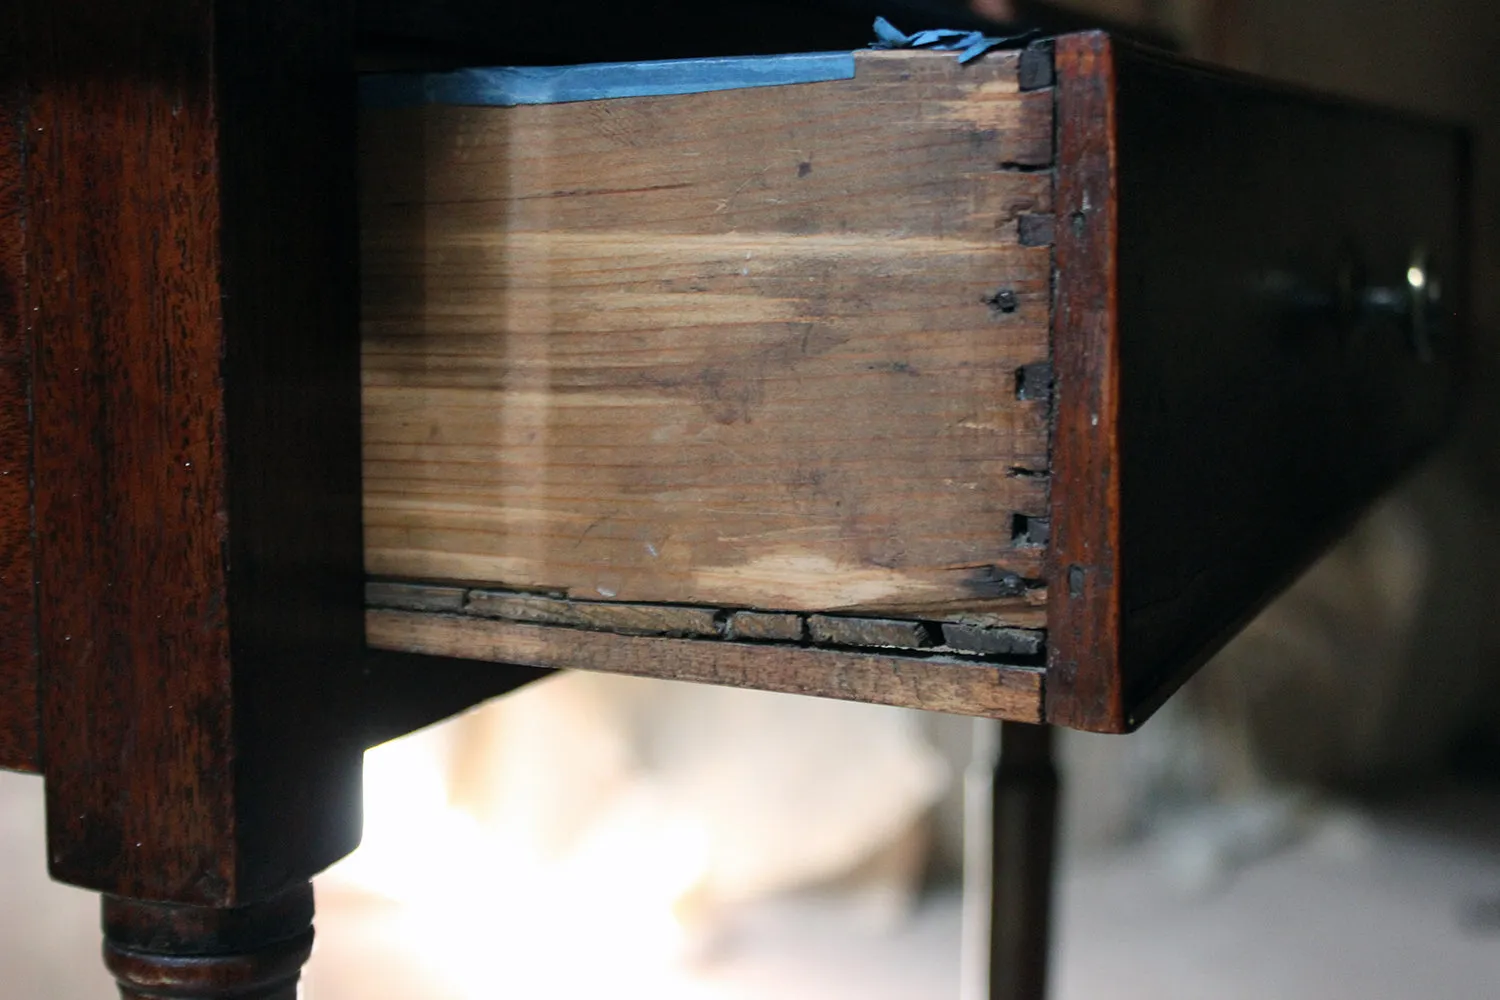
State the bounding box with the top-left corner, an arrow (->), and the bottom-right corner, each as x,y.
103,887 -> 316,1000
990,723 -> 1059,1000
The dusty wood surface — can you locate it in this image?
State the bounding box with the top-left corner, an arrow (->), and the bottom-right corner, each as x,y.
367,578 -> 1047,658
807,614 -> 938,650
362,48 -> 1053,623
941,622 -> 1045,657
466,588 -> 722,637
725,610 -> 806,643
367,608 -> 1045,721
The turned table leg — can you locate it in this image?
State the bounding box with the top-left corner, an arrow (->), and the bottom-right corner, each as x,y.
102,885 -> 315,1000
989,722 -> 1059,1000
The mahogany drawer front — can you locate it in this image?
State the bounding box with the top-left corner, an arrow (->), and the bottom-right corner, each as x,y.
0,3 -> 1459,978
358,33 -> 1468,732
1062,40 -> 1466,730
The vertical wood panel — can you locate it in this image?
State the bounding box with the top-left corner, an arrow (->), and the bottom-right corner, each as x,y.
1109,42 -> 1467,726
0,8 -> 39,772
1045,33 -> 1124,731
1044,35 -> 1468,732
28,0 -> 239,901
214,0 -> 367,904
26,0 -> 364,905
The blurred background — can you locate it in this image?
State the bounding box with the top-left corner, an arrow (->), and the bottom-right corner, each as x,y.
5,1 -> 1500,997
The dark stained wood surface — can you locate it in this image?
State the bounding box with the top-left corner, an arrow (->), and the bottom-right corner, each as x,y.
0,9 -> 39,775
25,0 -> 366,905
213,0 -> 367,906
989,723 -> 1058,1000
1045,34 -> 1468,731
103,884 -> 315,1000
1045,32 -> 1122,732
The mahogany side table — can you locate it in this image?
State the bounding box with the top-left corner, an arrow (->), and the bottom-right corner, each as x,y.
0,3 -> 1466,998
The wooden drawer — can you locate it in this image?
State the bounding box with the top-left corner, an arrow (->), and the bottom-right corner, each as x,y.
358,33 -> 1467,732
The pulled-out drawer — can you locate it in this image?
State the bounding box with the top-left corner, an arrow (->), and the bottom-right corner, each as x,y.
360,32 -> 1466,732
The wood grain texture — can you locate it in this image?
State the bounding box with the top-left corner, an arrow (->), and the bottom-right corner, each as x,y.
26,3 -> 237,897
0,11 -> 38,775
361,48 -> 1054,623
367,608 -> 1045,721
1043,34 -> 1468,731
26,0 -> 366,904
1045,32 -> 1123,732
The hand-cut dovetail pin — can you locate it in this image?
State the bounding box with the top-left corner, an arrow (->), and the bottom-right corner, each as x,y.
1015,363 -> 1053,402
1011,513 -> 1050,547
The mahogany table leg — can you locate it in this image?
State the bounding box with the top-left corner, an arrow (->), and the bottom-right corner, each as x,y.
102,885 -> 315,1000
989,722 -> 1059,1000
18,0 -> 362,951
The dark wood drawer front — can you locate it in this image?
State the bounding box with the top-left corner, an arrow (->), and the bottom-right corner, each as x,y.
1047,35 -> 1468,730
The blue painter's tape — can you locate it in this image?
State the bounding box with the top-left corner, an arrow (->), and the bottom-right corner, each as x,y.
869,16 -> 1037,64
362,51 -> 858,109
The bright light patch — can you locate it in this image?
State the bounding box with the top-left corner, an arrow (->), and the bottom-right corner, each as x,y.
325,726 -> 724,1000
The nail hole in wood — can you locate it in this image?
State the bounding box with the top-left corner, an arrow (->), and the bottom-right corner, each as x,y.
984,288 -> 1020,315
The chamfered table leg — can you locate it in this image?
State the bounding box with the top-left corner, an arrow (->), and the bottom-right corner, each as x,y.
102,884 -> 315,1000
989,722 -> 1059,1000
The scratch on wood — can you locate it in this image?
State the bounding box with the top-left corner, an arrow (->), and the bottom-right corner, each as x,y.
366,581 -> 466,613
